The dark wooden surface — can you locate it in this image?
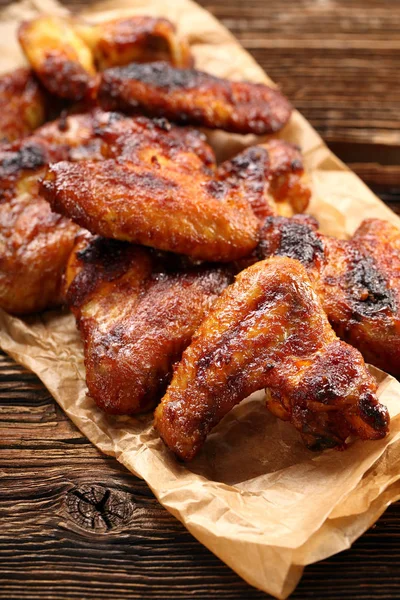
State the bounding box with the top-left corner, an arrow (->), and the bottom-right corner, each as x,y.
1,0 -> 400,598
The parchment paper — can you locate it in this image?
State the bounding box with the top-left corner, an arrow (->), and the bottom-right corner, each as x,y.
1,1 -> 400,597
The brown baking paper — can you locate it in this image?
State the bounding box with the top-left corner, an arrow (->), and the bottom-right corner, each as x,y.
1,0 -> 400,597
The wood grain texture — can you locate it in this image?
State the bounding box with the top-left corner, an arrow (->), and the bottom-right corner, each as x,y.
1,0 -> 400,598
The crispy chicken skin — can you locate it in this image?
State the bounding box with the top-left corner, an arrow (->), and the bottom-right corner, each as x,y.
258,216 -> 400,376
154,257 -> 389,461
41,127 -> 262,262
99,61 -> 292,135
75,16 -> 193,70
18,16 -> 97,101
216,139 -> 310,220
0,68 -> 47,143
65,236 -> 232,414
0,110 -> 113,315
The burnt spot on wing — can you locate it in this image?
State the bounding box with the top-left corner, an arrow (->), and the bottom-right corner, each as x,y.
0,143 -> 48,177
258,216 -> 324,265
347,251 -> 396,317
105,61 -> 204,91
358,392 -> 390,432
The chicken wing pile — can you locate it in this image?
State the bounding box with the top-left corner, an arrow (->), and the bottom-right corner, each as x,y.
0,12 -> 396,461
155,257 -> 389,460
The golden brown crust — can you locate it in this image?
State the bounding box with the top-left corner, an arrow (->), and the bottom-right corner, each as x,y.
0,68 -> 47,143
76,16 -> 193,70
40,117 -> 264,262
18,16 -> 97,101
155,256 -> 389,461
65,237 -> 232,414
99,61 -> 292,134
41,157 -> 258,262
258,216 -> 400,376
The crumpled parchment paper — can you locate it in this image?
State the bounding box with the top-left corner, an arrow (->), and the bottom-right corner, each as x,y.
1,1 -> 400,597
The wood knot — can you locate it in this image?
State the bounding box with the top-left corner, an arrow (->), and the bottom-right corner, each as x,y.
65,485 -> 134,533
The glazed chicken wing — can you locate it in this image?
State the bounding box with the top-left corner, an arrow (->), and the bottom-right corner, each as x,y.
258,216 -> 400,376
18,15 -> 192,101
18,16 -> 97,101
75,16 -> 193,70
0,68 -> 47,143
65,236 -> 232,414
99,61 -> 292,135
41,127 -> 311,262
41,129 -> 261,262
155,256 -> 389,461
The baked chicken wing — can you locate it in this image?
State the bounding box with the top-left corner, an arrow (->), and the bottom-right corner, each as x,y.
18,15 -> 192,101
0,68 -> 47,143
65,236 -> 232,414
41,131 -> 260,262
258,215 -> 400,376
99,61 -> 292,134
0,192 -> 80,315
41,125 -> 311,262
155,256 -> 389,461
75,16 -> 193,70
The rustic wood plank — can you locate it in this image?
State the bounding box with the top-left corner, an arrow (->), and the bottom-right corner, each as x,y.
2,349 -> 400,600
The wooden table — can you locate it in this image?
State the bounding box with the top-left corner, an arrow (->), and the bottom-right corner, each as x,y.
1,1 -> 400,598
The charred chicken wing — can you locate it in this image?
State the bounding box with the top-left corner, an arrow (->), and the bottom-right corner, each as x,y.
65,236 -> 232,413
0,68 -> 47,143
18,15 -> 193,101
41,126 -> 261,262
155,256 -> 389,461
258,215 -> 400,376
41,121 -> 311,261
99,61 -> 292,134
